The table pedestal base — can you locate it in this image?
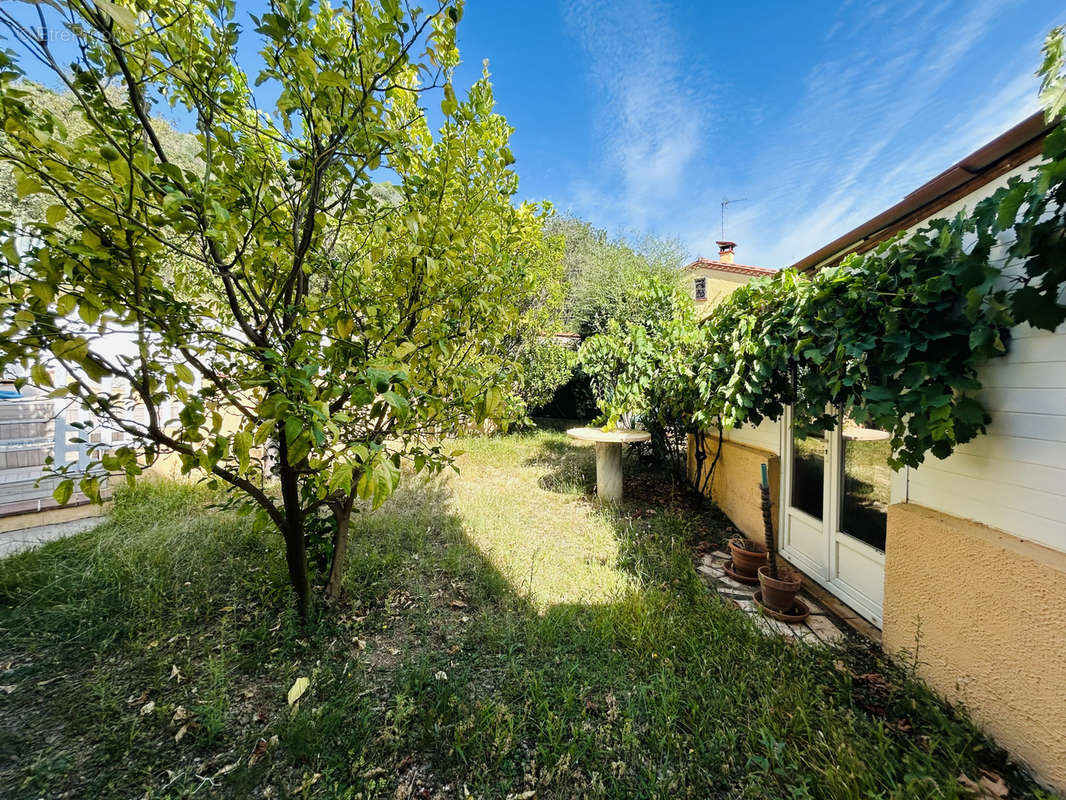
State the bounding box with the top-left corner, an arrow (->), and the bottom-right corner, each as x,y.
594,441 -> 623,503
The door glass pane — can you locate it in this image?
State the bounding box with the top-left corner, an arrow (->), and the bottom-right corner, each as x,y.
791,429 -> 824,520
841,425 -> 891,551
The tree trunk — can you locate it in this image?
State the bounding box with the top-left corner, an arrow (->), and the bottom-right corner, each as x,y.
325,499 -> 353,602
277,442 -> 310,619
283,522 -> 311,619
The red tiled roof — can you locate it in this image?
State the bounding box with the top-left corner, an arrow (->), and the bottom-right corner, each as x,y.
682,258 -> 777,277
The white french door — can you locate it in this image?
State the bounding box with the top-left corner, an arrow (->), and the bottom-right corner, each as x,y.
779,407 -> 898,627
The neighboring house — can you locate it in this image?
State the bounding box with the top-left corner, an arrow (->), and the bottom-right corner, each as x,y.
0,381 -> 109,531
680,242 -> 775,314
689,111 -> 1066,791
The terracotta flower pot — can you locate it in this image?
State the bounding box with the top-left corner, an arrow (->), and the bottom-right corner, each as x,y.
728,537 -> 767,578
758,565 -> 802,614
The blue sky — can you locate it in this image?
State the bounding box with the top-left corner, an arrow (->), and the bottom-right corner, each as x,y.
8,0 -> 1066,268
450,0 -> 1066,268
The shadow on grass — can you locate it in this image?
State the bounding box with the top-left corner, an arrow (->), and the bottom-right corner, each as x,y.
0,437 -> 1053,800
522,434 -> 597,495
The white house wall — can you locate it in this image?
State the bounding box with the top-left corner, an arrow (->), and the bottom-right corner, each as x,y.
722,418 -> 781,454
898,155 -> 1066,555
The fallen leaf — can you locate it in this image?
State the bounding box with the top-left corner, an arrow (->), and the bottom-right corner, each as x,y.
169,664 -> 182,682
978,770 -> 1009,799
287,676 -> 310,705
214,762 -> 238,778
294,773 -> 321,793
247,737 -> 270,766
889,718 -> 913,734
172,705 -> 189,722
958,770 -> 1009,799
139,700 -> 155,716
0,685 -> 15,694
174,724 -> 188,743
355,638 -> 367,650
434,670 -> 448,682
450,599 -> 468,609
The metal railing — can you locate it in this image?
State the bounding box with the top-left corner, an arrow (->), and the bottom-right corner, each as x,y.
0,396 -> 116,518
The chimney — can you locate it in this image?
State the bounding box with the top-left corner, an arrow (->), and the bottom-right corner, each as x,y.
716,240 -> 736,264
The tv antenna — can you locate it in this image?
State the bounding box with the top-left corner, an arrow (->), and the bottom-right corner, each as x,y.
720,196 -> 748,240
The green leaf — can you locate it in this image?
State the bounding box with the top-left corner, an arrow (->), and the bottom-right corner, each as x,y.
996,182 -> 1028,230
30,363 -> 53,387
15,174 -> 43,198
381,390 -> 409,413
328,462 -> 354,493
441,83 -> 458,116
286,432 -> 311,465
174,363 -> 194,384
1011,285 -> 1066,331
284,416 -> 302,444
78,302 -> 100,326
233,431 -> 251,472
336,317 -> 355,339
56,294 -> 77,316
1,238 -> 19,265
53,479 -> 73,505
94,0 -> 139,33
253,420 -> 274,447
79,476 -> 101,504
46,204 -> 67,225
318,70 -> 348,89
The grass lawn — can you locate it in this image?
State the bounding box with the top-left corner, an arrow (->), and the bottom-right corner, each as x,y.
0,427 -> 1054,799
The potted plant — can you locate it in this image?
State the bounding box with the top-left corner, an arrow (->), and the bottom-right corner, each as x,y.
754,464 -> 808,620
727,535 -> 767,582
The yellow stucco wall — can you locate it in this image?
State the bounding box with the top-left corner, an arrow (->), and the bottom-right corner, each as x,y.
883,503 -> 1066,791
682,268 -> 748,316
0,501 -> 109,533
688,434 -> 779,543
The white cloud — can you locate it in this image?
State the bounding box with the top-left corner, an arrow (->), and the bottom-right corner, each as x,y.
704,0 -> 1051,269
562,0 -> 709,229
557,0 -> 1061,270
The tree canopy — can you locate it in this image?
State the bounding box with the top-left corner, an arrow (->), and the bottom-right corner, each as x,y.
0,0 -> 559,614
546,215 -> 687,338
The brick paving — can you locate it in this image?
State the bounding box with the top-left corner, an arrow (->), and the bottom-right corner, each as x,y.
698,550 -> 847,646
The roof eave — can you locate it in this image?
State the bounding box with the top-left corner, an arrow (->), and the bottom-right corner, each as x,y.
790,111 -> 1055,274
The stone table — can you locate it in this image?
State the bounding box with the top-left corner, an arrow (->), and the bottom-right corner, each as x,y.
566,427 -> 651,503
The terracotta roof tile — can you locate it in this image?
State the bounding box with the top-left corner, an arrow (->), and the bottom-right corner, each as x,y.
682,258 -> 777,277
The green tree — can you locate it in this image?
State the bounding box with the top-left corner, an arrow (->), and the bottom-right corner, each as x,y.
0,0 -> 554,616
0,80 -> 199,237
578,274 -> 710,490
547,215 -> 687,338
